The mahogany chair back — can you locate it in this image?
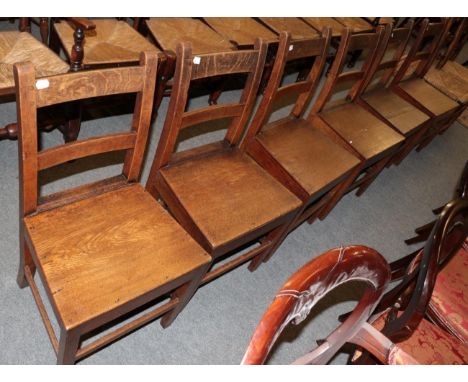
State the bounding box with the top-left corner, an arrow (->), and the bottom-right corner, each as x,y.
242,245 -> 393,365
150,39 -> 268,172
242,29 -> 331,142
435,18 -> 468,69
359,22 -> 414,92
311,27 -> 385,114
16,51 -> 158,217
390,19 -> 449,85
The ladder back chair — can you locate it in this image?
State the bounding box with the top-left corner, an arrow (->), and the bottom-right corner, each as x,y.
357,22 -> 433,166
310,27 -> 405,197
424,18 -> 468,106
146,40 -> 302,284
242,30 -> 361,250
15,52 -> 211,364
390,19 -> 462,151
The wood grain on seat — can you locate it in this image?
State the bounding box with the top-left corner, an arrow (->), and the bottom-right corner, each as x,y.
334,17 -> 373,33
362,88 -> 430,135
320,103 -> 405,160
302,18 -> 345,37
0,31 -> 68,90
146,18 -> 234,54
25,184 -> 210,330
398,78 -> 460,116
425,66 -> 468,104
257,118 -> 360,196
203,18 -> 277,48
442,61 -> 468,82
54,19 -> 159,66
159,149 -> 301,251
259,18 -> 319,40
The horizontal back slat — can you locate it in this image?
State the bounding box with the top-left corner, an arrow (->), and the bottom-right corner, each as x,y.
181,103 -> 245,129
286,38 -> 324,61
389,27 -> 411,44
36,66 -> 145,108
347,33 -> 378,52
274,81 -> 312,103
424,22 -> 445,37
38,133 -> 136,170
191,50 -> 259,80
336,70 -> 364,84
377,59 -> 399,71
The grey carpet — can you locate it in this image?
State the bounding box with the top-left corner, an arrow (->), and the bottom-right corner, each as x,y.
0,21 -> 467,365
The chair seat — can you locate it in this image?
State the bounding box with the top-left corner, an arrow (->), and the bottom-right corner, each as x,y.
334,17 -> 373,32
362,88 -> 430,135
442,61 -> 468,83
0,31 -> 69,91
146,18 -> 234,54
257,117 -> 361,197
302,18 -> 344,37
160,148 -> 301,251
24,184 -> 210,330
259,18 -> 319,40
425,65 -> 468,104
320,103 -> 405,160
368,310 -> 468,364
203,18 -> 277,48
428,240 -> 468,343
398,78 -> 460,116
54,19 -> 160,66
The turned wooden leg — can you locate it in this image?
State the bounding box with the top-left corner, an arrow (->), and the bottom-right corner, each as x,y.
57,327 -> 80,365
60,102 -> 82,143
39,18 -> 49,44
0,123 -> 18,141
160,264 -> 209,328
48,20 -> 61,54
17,237 -> 36,289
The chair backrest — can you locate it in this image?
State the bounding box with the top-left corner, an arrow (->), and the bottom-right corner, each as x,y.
149,40 -> 267,171
242,245 -> 392,364
435,18 -> 468,69
242,29 -> 331,142
15,51 -> 158,217
359,22 -> 414,92
311,26 -> 384,114
390,18 -> 449,85
380,198 -> 468,342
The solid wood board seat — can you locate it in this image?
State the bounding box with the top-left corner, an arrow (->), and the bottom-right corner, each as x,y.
397,78 -> 460,116
257,117 -> 361,197
203,18 -> 277,47
0,31 -> 68,90
301,18 -> 345,37
362,88 -> 431,135
146,18 -> 234,54
442,61 -> 468,82
425,65 -> 468,104
334,17 -> 373,32
159,148 -> 301,251
259,18 -> 319,40
24,184 -> 210,330
320,103 -> 405,160
54,19 -> 160,66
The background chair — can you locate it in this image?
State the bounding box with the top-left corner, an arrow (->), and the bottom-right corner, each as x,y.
145,40 -> 302,285
15,52 -> 211,364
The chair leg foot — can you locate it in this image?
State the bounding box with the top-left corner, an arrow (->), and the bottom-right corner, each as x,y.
57,328 -> 80,365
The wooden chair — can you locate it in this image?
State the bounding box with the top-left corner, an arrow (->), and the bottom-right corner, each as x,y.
145,40 -> 302,285
48,18 -> 161,141
424,18 -> 468,108
389,19 -> 463,151
241,30 -> 361,250
242,199 -> 468,364
356,22 -> 433,166
15,52 -> 211,364
309,27 -> 405,197
301,18 -> 345,38
0,19 -> 69,140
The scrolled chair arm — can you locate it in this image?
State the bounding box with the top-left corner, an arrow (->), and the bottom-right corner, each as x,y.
241,245 -> 418,365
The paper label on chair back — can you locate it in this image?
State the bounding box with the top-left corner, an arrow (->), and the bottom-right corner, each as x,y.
35,79 -> 50,90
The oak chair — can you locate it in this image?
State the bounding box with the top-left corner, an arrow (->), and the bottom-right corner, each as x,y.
243,200 -> 468,364
15,52 -> 211,364
241,30 -> 361,248
0,19 -> 69,141
356,22 -> 433,166
309,27 -> 405,197
389,19 -> 462,151
145,40 -> 302,285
